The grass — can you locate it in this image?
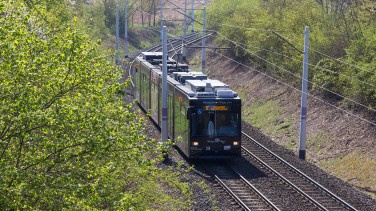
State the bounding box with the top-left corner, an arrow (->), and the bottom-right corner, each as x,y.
243,100 -> 280,133
242,97 -> 293,136
319,151 -> 376,199
188,55 -> 203,72
245,99 -> 297,150
306,133 -> 332,161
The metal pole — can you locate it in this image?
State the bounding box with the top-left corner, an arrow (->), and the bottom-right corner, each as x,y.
191,0 -> 195,32
124,0 -> 128,58
160,0 -> 163,27
162,26 -> 168,144
299,26 -> 309,160
180,0 -> 188,60
160,0 -> 163,40
201,5 -> 206,74
183,0 -> 187,37
116,4 -> 120,65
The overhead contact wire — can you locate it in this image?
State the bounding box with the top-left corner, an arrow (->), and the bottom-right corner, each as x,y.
185,39 -> 376,126
211,31 -> 376,113
197,28 -> 376,89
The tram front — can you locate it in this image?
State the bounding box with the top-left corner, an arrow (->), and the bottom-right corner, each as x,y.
189,98 -> 241,158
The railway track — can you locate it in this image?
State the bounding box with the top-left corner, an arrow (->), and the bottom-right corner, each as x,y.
204,161 -> 280,211
202,132 -> 358,210
241,132 -> 357,211
147,32 -> 199,53
126,32 -> 210,82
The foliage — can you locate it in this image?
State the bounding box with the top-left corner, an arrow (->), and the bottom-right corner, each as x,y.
207,0 -> 376,108
313,58 -> 348,98
344,26 -> 376,106
0,0 -> 191,209
74,0 -> 111,41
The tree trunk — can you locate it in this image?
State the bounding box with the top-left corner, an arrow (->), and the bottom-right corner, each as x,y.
148,0 -> 151,26
142,14 -> 144,26
132,13 -> 134,27
153,0 -> 156,26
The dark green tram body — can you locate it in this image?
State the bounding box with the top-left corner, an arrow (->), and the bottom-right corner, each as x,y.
131,52 -> 241,158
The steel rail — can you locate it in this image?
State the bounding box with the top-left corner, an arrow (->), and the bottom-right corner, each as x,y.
206,162 -> 280,211
171,33 -> 214,58
232,168 -> 281,211
241,131 -> 357,211
212,173 -> 251,211
241,146 -> 328,210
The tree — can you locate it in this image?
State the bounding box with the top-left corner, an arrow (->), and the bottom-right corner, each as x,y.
0,0 -> 191,209
208,0 -> 375,108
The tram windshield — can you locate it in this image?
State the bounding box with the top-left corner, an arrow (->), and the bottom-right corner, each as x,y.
191,111 -> 240,137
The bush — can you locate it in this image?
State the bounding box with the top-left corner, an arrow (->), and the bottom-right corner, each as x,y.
0,1 -> 191,209
207,0 -> 375,109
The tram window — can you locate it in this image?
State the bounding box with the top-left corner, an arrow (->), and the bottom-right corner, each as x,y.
216,113 -> 239,136
191,112 -> 207,137
191,111 -> 239,137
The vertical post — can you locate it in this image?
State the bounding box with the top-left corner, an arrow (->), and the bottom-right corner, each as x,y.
160,0 -> 163,40
124,0 -> 128,58
160,0 -> 163,27
162,26 -> 168,144
201,5 -> 207,74
181,0 -> 188,60
183,0 -> 187,37
115,4 -> 120,65
299,26 -> 309,160
191,0 -> 195,32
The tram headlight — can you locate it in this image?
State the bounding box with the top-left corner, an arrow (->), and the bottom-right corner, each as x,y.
192,141 -> 199,146
233,141 -> 239,146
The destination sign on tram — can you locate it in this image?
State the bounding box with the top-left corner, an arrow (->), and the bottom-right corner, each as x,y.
205,105 -> 229,111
